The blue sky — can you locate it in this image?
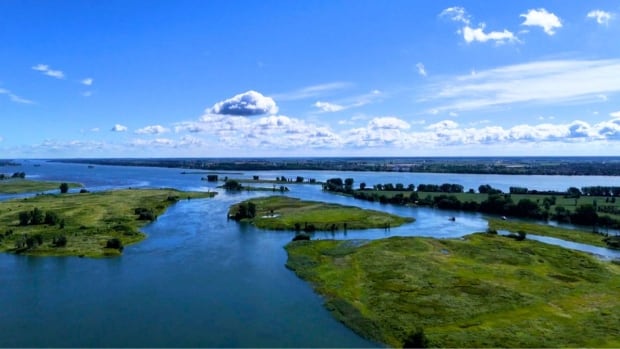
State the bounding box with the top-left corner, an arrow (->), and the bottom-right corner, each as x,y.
2,0 -> 620,158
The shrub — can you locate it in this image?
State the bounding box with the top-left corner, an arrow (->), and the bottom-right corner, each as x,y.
403,328 -> 430,348
105,238 -> 123,251
52,235 -> 67,247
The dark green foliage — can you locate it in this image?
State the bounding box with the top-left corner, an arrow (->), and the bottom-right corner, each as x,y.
292,233 -> 311,241
18,211 -> 31,226
295,176 -> 304,183
79,188 -> 90,193
403,328 -> 430,348
206,174 -> 218,182
566,187 -> 581,198
105,238 -> 123,251
44,211 -> 60,225
571,204 -> 598,226
52,235 -> 67,247
59,182 -> 69,194
231,202 -> 256,221
134,207 -> 156,221
31,207 -> 45,225
223,179 -> 243,190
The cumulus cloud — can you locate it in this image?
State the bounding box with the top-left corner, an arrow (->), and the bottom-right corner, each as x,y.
416,62 -> 427,77
425,59 -> 620,113
369,117 -> 410,130
135,125 -> 170,135
610,111 -> 620,118
440,7 -> 518,45
426,120 -> 459,131
462,25 -> 518,44
32,64 -> 65,79
81,78 -> 93,86
587,10 -> 613,25
209,90 -> 278,116
111,124 -> 128,132
521,8 -> 562,35
314,101 -> 345,112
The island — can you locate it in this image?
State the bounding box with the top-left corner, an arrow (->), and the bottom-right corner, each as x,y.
285,233 -> 620,348
0,188 -> 216,257
228,196 -> 414,232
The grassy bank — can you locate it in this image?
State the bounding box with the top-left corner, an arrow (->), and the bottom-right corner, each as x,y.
0,189 -> 215,257
0,179 -> 82,194
488,218 -> 609,247
229,196 -> 414,231
286,234 -> 620,348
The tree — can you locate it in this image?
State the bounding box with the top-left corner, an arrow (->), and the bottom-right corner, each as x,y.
31,207 -> 45,225
59,182 -> 69,194
359,182 -> 366,190
223,179 -> 243,190
18,211 -> 31,226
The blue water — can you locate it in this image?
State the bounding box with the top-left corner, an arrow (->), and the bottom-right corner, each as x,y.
1,160 -> 619,347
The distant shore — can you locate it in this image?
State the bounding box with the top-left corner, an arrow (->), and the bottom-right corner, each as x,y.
45,156 -> 620,176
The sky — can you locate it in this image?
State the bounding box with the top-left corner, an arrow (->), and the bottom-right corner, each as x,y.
2,0 -> 620,158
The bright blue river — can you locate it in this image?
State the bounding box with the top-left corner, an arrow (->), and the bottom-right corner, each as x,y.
1,160 -> 619,347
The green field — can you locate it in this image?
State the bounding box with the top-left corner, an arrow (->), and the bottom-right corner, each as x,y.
0,179 -> 83,194
286,234 -> 620,348
0,189 -> 215,257
488,218 -> 609,247
228,196 -> 414,231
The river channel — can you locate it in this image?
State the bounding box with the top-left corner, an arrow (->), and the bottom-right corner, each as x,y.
1,160 -> 618,347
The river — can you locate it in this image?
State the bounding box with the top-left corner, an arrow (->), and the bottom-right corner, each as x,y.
0,160 -> 618,347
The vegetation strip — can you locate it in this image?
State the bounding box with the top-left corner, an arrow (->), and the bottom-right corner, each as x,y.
285,234 -> 620,348
0,188 -> 216,257
0,178 -> 83,194
228,196 -> 414,231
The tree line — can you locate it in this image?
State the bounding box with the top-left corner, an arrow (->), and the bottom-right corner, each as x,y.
324,177 -> 620,231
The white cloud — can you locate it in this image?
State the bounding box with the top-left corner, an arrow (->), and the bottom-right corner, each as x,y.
81,78 -> 93,86
111,124 -> 128,132
0,88 -> 33,104
610,111 -> 620,118
416,62 -> 427,77
441,7 -> 518,45
587,10 -> 613,25
314,101 -> 345,112
135,125 -> 170,135
520,8 -> 562,35
426,120 -> 459,131
426,59 -> 620,112
462,25 -> 518,44
439,6 -> 470,25
368,117 -> 410,130
209,90 -> 278,116
272,82 -> 352,101
32,63 -> 65,79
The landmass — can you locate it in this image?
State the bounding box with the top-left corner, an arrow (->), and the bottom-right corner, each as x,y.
0,178 -> 83,194
228,196 -> 414,231
323,177 -> 620,248
285,234 -> 620,348
0,188 -> 216,257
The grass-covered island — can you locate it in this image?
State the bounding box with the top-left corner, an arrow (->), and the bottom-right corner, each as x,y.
228,196 -> 414,231
0,188 -> 216,257
0,178 -> 82,194
286,234 -> 620,348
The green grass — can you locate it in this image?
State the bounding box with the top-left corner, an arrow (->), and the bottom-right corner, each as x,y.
286,234 -> 620,348
0,188 -> 216,257
229,196 -> 414,231
0,179 -> 83,194
488,218 -> 609,247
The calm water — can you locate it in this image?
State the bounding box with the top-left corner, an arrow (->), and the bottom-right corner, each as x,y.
1,160 -> 619,347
